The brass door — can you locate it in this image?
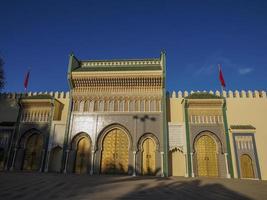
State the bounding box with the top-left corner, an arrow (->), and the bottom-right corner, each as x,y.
142,138 -> 156,175
240,154 -> 255,178
101,128 -> 129,174
23,134 -> 43,171
196,135 -> 218,177
75,137 -> 90,174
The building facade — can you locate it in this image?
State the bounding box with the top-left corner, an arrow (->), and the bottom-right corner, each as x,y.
0,52 -> 266,180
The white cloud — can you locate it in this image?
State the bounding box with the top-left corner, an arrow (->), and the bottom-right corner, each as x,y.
238,67 -> 254,75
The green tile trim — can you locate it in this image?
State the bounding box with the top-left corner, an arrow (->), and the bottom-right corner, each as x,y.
230,125 -> 256,130
184,100 -> 192,177
61,94 -> 72,172
186,92 -> 222,99
222,99 -> 234,178
161,51 -> 169,176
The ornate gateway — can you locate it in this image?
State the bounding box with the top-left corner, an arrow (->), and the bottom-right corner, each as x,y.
101,128 -> 129,174
142,138 -> 156,175
75,137 -> 91,174
23,134 -> 43,171
196,135 -> 218,177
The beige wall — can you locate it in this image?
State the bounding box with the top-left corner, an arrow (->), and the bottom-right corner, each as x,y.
226,96 -> 267,180
51,92 -> 70,148
168,95 -> 184,123
169,149 -> 186,176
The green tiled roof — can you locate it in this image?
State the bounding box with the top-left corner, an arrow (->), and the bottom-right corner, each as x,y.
230,125 -> 256,130
73,65 -> 162,72
186,92 -> 222,99
22,94 -> 53,100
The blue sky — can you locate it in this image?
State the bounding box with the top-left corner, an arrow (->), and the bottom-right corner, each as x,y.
1,0 -> 266,93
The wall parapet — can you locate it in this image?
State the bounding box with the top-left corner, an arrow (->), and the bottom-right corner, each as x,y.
169,90 -> 267,99
0,91 -> 70,99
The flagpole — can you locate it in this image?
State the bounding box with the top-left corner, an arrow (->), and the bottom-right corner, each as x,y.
24,68 -> 31,94
218,64 -> 225,97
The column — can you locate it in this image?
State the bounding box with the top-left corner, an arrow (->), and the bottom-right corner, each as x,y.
184,153 -> 188,177
90,150 -> 95,175
44,150 -> 51,172
224,153 -> 231,178
64,149 -> 70,173
10,148 -> 17,171
190,152 -> 195,177
39,149 -> 46,172
161,152 -> 164,177
132,151 -> 136,176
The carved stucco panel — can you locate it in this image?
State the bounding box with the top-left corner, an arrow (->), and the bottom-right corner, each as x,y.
71,114 -> 96,143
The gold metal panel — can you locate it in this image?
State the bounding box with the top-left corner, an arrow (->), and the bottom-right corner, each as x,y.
75,137 -> 90,174
196,135 -> 218,177
23,134 -> 43,171
101,129 -> 129,174
240,154 -> 255,178
142,138 -> 156,175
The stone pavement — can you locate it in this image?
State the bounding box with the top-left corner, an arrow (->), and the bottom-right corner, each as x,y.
0,172 -> 267,200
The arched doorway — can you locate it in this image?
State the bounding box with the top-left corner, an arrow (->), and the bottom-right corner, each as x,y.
101,128 -> 129,174
142,138 -> 156,175
23,134 -> 43,171
49,146 -> 63,172
196,135 -> 218,177
240,154 -> 255,178
75,137 -> 91,174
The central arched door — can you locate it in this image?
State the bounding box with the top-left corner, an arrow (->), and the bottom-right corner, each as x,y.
142,138 -> 156,175
23,134 -> 43,171
240,154 -> 254,178
196,135 -> 218,177
75,137 -> 90,174
101,128 -> 129,174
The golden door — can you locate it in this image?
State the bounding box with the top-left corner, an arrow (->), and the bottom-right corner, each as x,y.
75,137 -> 90,174
101,128 -> 129,174
142,138 -> 156,175
240,154 -> 255,178
196,135 -> 218,177
23,134 -> 43,171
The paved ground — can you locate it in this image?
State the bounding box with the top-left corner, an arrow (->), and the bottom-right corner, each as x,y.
0,172 -> 267,200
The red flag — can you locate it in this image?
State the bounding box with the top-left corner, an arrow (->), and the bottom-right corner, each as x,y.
218,64 -> 226,88
24,70 -> 30,91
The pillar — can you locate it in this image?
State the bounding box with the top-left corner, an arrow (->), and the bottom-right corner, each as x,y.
64,149 -> 69,173
10,148 -> 17,171
224,153 -> 231,178
132,151 -> 136,176
190,152 -> 195,177
44,150 -> 51,172
39,149 -> 46,172
90,150 -> 95,175
184,153 -> 188,177
161,151 -> 164,177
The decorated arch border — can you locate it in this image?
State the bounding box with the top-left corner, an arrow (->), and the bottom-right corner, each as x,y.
96,123 -> 133,151
70,132 -> 92,150
19,128 -> 44,148
192,130 -> 224,154
137,132 -> 160,152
